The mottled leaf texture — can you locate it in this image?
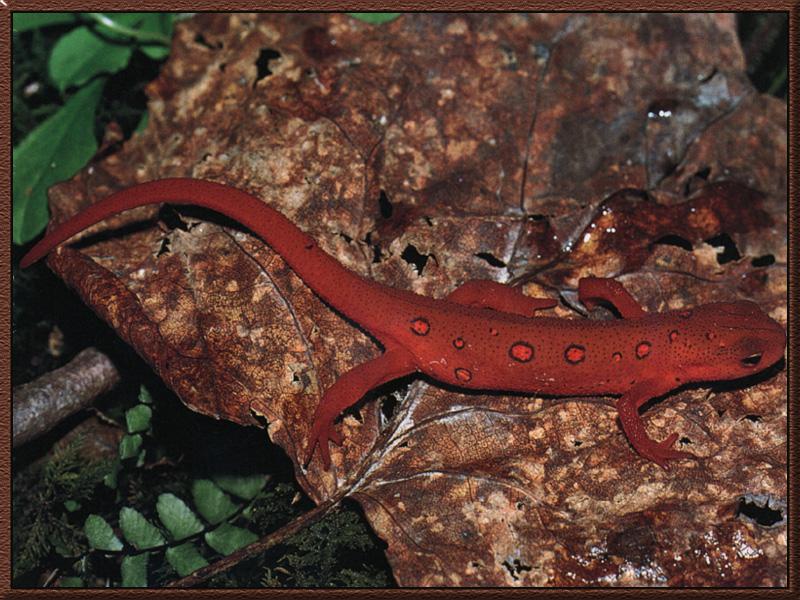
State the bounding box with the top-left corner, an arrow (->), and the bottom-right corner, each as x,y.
84,514 -> 124,552
156,493 -> 205,540
166,542 -> 209,577
120,552 -> 148,587
119,507 -> 165,550
191,479 -> 240,525
42,14 -> 785,586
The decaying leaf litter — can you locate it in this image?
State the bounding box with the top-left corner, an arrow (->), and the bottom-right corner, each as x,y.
36,14 -> 786,586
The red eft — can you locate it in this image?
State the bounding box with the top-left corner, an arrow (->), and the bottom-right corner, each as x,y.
21,178 -> 787,470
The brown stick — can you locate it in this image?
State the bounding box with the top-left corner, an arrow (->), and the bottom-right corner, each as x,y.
13,347 -> 120,447
167,497 -> 341,587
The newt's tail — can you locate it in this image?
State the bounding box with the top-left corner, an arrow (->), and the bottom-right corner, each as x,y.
20,178 -> 381,326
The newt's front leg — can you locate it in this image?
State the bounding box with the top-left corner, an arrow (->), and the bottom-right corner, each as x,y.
579,276 -> 646,318
446,280 -> 557,316
304,349 -> 417,469
616,380 -> 695,469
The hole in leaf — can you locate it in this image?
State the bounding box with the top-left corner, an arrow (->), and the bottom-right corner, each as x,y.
706,233 -> 741,264
401,244 -> 430,275
679,436 -> 691,445
381,395 -> 398,421
156,239 -> 171,257
573,439 -> 583,447
502,558 -> 532,581
653,234 -> 693,252
735,495 -> 785,528
378,190 -> 393,218
475,252 -> 506,268
338,232 -> 353,244
752,254 -> 775,267
527,214 -> 546,221
194,33 -> 220,50
744,414 -> 762,423
694,166 -> 711,180
255,48 -> 281,81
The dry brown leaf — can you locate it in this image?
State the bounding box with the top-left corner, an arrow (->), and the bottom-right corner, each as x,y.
40,14 -> 785,586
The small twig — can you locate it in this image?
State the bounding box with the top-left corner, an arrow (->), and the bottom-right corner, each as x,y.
167,496 -> 341,587
42,568 -> 60,588
13,347 -> 120,447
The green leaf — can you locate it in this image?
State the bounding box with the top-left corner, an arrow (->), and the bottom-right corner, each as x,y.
156,493 -> 204,540
104,459 -> 121,488
348,13 -> 402,25
120,552 -> 148,587
58,576 -> 85,588
138,385 -> 153,404
204,523 -> 258,556
84,514 -> 124,552
48,25 -> 133,92
64,499 -> 81,512
12,13 -> 77,32
119,433 -> 143,460
191,479 -> 240,525
166,542 -> 209,577
12,78 -> 103,245
137,13 -> 176,59
125,404 -> 152,433
212,473 -> 267,500
119,507 -> 165,550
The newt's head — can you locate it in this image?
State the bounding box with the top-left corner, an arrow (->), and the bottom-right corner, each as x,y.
669,301 -> 786,382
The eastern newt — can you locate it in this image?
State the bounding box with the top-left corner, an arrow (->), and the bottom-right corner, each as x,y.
21,178 -> 787,470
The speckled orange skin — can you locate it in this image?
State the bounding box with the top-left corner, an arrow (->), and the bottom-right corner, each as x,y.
21,179 -> 787,470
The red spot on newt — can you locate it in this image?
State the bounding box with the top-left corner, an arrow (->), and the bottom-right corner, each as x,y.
636,341 -> 652,359
454,367 -> 472,382
565,344 -> 586,364
453,337 -> 465,349
612,352 -> 622,362
410,317 -> 430,336
509,341 -> 534,363
669,330 -> 679,342
489,327 -> 499,336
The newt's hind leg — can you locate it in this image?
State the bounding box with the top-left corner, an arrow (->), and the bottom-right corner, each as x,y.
578,276 -> 646,319
446,280 -> 557,316
616,380 -> 695,469
304,349 -> 417,470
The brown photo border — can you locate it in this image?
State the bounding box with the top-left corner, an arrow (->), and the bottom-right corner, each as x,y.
0,1 -> 796,597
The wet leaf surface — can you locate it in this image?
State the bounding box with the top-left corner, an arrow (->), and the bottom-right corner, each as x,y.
40,14 -> 786,586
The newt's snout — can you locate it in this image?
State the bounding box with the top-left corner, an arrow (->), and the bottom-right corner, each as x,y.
709,301 -> 786,377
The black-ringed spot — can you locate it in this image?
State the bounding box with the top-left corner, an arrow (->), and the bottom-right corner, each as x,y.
636,341 -> 652,359
410,317 -> 430,336
612,351 -> 622,363
509,341 -> 534,363
489,327 -> 499,337
455,367 -> 472,382
453,337 -> 465,350
669,330 -> 679,343
565,344 -> 586,364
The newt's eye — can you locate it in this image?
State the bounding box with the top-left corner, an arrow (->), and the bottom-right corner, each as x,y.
741,353 -> 763,368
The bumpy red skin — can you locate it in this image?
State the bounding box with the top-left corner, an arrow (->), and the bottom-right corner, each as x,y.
21,178 -> 787,470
